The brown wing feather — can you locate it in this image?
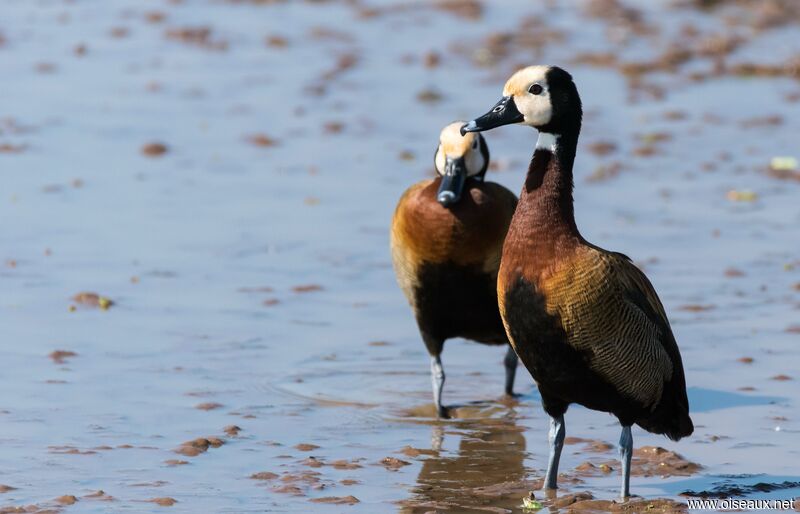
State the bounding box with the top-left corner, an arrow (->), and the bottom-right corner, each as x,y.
540,247 -> 674,409
611,252 -> 691,413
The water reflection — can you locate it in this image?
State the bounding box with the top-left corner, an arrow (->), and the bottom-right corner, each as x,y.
400,416 -> 530,513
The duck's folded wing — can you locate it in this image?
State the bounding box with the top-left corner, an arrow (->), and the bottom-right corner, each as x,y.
549,250 -> 676,409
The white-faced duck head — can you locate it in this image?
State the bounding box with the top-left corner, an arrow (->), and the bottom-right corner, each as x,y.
434,121 -> 489,207
461,66 -> 582,139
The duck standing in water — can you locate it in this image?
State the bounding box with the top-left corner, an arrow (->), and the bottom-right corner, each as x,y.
391,122 -> 519,418
462,66 -> 693,497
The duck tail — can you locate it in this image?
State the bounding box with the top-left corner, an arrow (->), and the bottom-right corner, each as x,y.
637,381 -> 694,442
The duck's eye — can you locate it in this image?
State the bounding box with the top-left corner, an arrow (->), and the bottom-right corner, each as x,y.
529,83 -> 543,95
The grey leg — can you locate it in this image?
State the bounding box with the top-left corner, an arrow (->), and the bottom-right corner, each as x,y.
619,425 -> 633,498
544,415 -> 565,490
430,355 -> 448,418
503,346 -> 518,396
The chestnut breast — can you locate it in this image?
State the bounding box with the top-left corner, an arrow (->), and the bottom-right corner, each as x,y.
392,178 -> 517,272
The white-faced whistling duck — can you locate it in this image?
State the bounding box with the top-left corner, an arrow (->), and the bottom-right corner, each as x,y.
462,66 -> 693,498
391,122 -> 519,418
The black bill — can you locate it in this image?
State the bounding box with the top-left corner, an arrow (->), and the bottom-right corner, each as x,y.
460,96 -> 523,135
437,156 -> 467,207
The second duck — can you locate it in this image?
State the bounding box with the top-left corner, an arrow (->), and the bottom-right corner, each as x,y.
391,122 -> 519,418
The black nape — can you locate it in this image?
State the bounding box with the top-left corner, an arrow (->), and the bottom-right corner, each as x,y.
537,67 -> 582,137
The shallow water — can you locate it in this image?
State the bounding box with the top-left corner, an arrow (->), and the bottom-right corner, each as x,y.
1,0 -> 799,512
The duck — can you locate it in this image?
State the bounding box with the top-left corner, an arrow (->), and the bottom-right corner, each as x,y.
461,66 -> 693,498
391,122 -> 519,418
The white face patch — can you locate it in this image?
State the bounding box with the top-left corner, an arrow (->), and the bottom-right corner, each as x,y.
434,145 -> 446,175
503,66 -> 553,128
435,122 -> 486,177
514,86 -> 552,127
464,143 -> 485,177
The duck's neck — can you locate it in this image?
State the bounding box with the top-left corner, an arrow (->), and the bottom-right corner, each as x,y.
518,127 -> 581,243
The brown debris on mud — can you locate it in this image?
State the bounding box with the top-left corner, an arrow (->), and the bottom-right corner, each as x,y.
141,142 -> 168,157
250,471 -> 279,481
174,437 -> 225,457
435,0 -> 483,20
270,470 -> 336,497
564,437 -> 615,453
399,446 -> 439,458
292,284 -> 323,293
379,457 -> 411,471
71,292 -> 113,310
223,425 -> 242,437
48,445 -> 97,455
330,459 -> 362,470
632,446 -> 702,477
147,497 -> 177,506
309,495 -> 360,505
194,402 -> 224,411
83,490 -> 114,501
165,26 -> 227,50
53,496 -> 77,506
572,446 -> 701,479
48,350 -> 77,364
568,496 -> 688,512
246,133 -> 279,147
